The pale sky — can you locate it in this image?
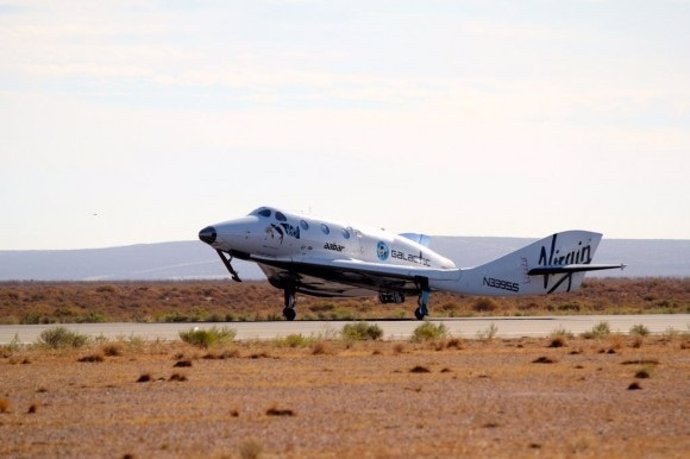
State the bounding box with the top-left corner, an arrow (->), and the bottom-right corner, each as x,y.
1,1 -> 689,250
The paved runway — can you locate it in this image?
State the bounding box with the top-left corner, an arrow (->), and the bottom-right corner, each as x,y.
1,314 -> 688,345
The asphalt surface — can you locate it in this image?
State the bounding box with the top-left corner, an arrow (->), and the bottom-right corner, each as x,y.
1,314 -> 689,345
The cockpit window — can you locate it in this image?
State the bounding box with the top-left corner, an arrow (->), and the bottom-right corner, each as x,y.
321,224 -> 330,235
341,228 -> 351,239
275,211 -> 287,222
300,220 -> 309,230
257,208 -> 272,218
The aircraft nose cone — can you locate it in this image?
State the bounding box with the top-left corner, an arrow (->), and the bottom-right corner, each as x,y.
198,226 -> 217,245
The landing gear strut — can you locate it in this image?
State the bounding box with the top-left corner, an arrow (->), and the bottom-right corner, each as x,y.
215,250 -> 241,282
414,276 -> 430,320
282,288 -> 296,321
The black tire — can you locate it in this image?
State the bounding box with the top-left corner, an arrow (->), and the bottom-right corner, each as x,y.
414,307 -> 426,320
283,308 -> 296,321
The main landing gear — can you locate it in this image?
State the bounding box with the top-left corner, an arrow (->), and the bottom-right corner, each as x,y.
414,276 -> 430,320
414,290 -> 430,320
283,288 -> 296,321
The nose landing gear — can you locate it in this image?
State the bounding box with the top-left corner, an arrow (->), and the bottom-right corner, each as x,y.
216,250 -> 242,283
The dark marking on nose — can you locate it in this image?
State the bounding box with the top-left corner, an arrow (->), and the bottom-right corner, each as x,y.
198,226 -> 217,244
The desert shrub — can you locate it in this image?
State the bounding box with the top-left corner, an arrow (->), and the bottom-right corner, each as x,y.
410,365 -> 431,373
239,439 -> 263,459
21,313 -> 42,325
411,322 -> 448,342
445,337 -> 463,349
621,358 -> 659,366
663,327 -> 680,339
38,327 -> 89,349
630,335 -> 644,348
1,334 -> 22,356
169,373 -> 188,382
581,321 -> 611,339
77,353 -> 104,363
341,322 -> 383,341
548,328 -> 573,347
0,398 -> 10,413
74,312 -> 106,323
476,323 -> 498,341
635,368 -> 652,379
309,303 -> 335,313
310,341 -> 328,355
162,312 -> 191,323
102,342 -> 123,356
548,336 -> 566,348
266,406 -> 295,416
179,326 -> 236,348
551,327 -> 575,338
557,302 -> 581,312
273,334 -> 315,348
472,298 -> 498,312
630,324 -> 650,336
96,285 -> 116,293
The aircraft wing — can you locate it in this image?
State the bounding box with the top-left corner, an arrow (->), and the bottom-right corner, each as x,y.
253,255 -> 459,296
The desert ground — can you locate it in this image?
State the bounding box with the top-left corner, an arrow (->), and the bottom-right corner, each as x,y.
1,330 -> 689,458
1,279 -> 689,457
1,278 -> 689,324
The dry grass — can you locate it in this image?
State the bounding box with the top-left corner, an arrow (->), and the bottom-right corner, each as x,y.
77,353 -> 104,363
1,278 -> 689,323
532,356 -> 557,364
265,406 -> 295,417
239,439 -> 263,459
102,343 -> 123,356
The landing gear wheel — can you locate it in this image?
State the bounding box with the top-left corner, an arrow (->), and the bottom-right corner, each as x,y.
282,288 -> 297,321
283,307 -> 296,321
414,307 -> 427,321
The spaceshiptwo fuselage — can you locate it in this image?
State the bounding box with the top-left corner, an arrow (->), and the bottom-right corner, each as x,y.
199,206 -> 624,320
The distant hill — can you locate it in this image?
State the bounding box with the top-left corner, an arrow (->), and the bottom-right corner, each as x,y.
0,237 -> 688,281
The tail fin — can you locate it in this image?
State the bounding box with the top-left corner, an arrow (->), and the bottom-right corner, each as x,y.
445,231 -> 624,296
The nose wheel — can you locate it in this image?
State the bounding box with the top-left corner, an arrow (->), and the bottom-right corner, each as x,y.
282,288 -> 297,321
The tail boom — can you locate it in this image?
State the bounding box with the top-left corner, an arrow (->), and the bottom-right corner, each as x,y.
431,231 -> 624,296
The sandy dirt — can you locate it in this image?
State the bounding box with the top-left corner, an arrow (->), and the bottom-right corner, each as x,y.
1,336 -> 689,458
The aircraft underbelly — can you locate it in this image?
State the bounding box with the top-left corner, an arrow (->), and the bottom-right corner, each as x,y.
257,261 -> 419,298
